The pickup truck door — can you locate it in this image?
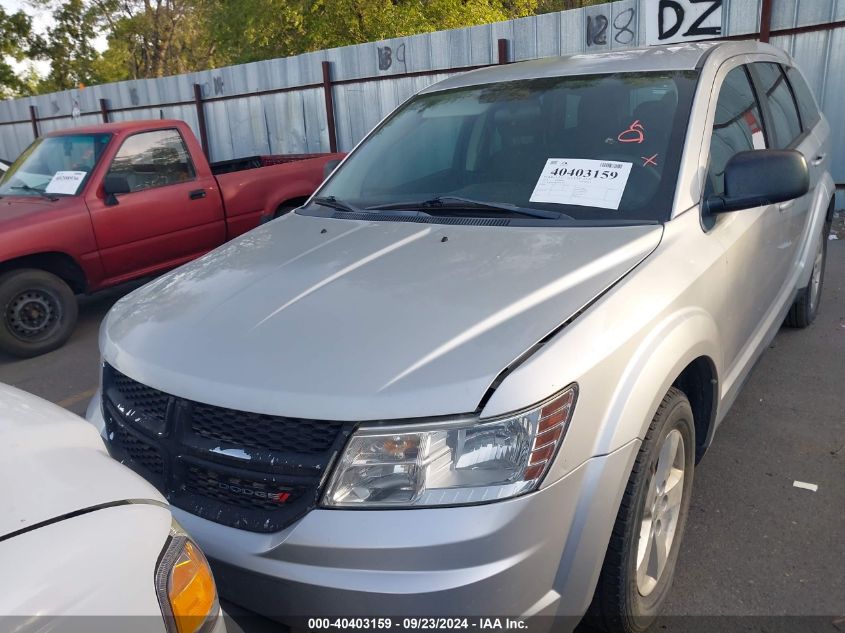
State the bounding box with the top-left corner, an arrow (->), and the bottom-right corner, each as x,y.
703,64 -> 789,376
86,128 -> 225,281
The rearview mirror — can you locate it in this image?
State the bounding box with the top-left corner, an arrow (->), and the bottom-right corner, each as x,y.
103,175 -> 130,206
323,159 -> 342,180
705,150 -> 809,214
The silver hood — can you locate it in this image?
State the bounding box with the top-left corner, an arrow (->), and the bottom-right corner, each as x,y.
101,213 -> 662,420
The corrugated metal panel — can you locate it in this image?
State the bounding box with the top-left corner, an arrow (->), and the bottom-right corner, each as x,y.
561,7 -> 587,55
725,0 -> 761,36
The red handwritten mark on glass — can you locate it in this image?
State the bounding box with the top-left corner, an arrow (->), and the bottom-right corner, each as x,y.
618,120 -> 645,144
641,153 -> 658,167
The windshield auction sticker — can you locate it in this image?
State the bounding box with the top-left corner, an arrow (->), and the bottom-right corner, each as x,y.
529,158 -> 633,210
45,171 -> 87,195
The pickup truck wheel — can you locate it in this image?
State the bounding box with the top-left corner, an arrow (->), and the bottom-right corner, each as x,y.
785,221 -> 829,329
0,269 -> 78,358
586,387 -> 695,633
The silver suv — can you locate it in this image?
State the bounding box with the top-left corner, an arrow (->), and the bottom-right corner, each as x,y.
88,41 -> 833,632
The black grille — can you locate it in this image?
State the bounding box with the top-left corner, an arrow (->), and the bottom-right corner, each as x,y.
192,403 -> 344,454
109,416 -> 164,475
101,363 -> 354,533
109,368 -> 169,426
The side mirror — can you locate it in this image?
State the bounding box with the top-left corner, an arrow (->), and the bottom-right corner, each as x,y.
705,150 -> 809,214
323,159 -> 342,180
103,175 -> 130,206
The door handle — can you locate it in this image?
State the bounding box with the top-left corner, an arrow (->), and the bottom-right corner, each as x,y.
811,153 -> 826,165
189,189 -> 207,200
779,200 -> 795,211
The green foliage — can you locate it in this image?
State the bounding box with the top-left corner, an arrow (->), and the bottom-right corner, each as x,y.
36,0 -> 100,92
0,6 -> 39,97
11,0 -> 620,95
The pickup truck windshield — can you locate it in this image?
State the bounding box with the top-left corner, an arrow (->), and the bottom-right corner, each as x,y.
0,133 -> 111,198
311,71 -> 697,224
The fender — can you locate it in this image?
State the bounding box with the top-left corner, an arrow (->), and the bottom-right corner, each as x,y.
595,306 -> 721,459
794,171 -> 834,290
263,179 -> 320,217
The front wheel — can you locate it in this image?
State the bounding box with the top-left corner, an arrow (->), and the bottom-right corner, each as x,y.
0,269 -> 78,358
586,387 -> 695,633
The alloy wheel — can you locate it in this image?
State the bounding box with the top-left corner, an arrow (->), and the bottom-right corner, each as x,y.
636,428 -> 686,597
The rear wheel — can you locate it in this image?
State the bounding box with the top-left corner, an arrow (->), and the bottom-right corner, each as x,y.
0,269 -> 78,358
785,221 -> 829,328
586,387 -> 695,633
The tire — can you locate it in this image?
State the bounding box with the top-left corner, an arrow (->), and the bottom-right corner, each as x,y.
785,221 -> 830,328
0,268 -> 78,358
586,387 -> 696,633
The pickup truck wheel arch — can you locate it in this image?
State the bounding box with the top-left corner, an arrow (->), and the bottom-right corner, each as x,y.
0,269 -> 79,358
0,252 -> 88,295
273,196 -> 310,219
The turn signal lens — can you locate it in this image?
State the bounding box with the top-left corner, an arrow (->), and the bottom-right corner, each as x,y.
169,540 -> 217,633
156,522 -> 219,633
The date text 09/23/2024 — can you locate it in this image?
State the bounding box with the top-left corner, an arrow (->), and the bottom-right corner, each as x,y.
306,618 -> 529,630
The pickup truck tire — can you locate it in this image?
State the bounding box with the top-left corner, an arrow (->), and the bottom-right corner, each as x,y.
586,387 -> 695,633
785,221 -> 829,329
0,269 -> 78,358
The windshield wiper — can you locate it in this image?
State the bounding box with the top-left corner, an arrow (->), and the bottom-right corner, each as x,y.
312,196 -> 365,214
368,196 -> 568,220
7,184 -> 60,201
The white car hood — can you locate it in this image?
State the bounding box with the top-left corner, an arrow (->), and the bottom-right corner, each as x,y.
102,213 -> 662,420
0,384 -> 165,539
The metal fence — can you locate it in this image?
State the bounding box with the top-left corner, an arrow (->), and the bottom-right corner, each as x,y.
1,0 -> 843,205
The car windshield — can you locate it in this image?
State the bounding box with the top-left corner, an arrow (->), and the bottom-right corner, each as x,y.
0,133 -> 112,198
308,71 -> 697,224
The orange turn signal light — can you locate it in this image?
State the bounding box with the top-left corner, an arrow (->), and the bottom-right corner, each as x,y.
168,540 -> 217,633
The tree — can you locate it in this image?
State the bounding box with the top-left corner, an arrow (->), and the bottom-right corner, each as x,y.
0,6 -> 39,98
89,0 -> 221,79
205,0 -> 308,64
36,0 -> 100,92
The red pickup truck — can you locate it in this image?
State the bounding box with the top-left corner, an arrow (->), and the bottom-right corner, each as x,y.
0,119 -> 342,357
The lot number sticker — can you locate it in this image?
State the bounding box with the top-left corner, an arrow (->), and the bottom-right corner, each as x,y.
45,171 -> 87,195
529,158 -> 632,210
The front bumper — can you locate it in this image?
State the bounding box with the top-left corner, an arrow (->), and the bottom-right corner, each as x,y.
87,391 -> 638,624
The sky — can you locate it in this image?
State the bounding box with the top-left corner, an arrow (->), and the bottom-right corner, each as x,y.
1,0 -> 108,77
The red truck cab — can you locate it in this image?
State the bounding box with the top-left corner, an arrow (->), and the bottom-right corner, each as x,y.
0,119 -> 342,357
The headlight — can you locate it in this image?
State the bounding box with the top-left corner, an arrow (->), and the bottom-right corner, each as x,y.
322,384 -> 577,507
155,521 -> 219,633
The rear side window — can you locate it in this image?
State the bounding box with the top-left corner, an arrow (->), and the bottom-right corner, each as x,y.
706,66 -> 766,198
107,129 -> 196,193
752,63 -> 802,148
785,65 -> 821,129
